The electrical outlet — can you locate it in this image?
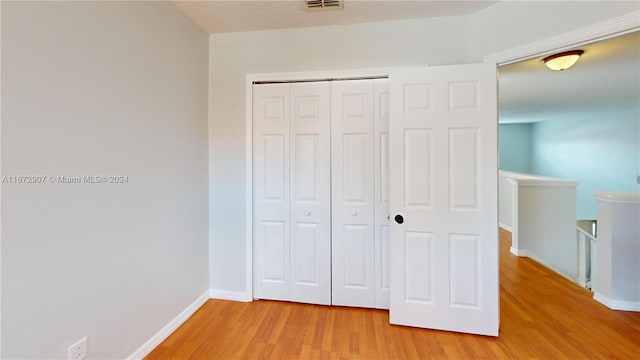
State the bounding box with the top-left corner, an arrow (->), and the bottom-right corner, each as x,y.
67,337 -> 88,360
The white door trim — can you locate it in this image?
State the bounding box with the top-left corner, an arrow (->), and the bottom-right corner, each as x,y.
241,10 -> 639,301
484,10 -> 640,65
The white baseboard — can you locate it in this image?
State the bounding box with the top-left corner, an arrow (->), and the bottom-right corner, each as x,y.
127,290 -> 209,360
209,288 -> 253,302
524,250 -> 577,284
510,247 -> 527,257
499,223 -> 513,232
594,292 -> 640,312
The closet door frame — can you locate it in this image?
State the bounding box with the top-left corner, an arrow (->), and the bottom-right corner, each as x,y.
246,69 -> 390,301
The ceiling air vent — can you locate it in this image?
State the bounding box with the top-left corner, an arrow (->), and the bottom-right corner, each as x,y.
305,0 -> 343,10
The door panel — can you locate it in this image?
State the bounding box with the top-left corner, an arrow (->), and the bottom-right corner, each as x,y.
262,135 -> 286,201
253,84 -> 291,301
449,234 -> 480,307
403,129 -> 433,209
293,222 -> 319,283
262,221 -> 286,282
389,63 -> 498,336
290,82 -> 331,305
331,80 -> 375,308
295,134 -> 319,201
343,224 -> 369,288
342,134 -> 367,202
449,129 -> 480,209
404,231 -> 434,303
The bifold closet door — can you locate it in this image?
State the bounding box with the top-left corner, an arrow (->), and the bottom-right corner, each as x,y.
253,83 -> 291,302
373,79 -> 391,309
253,82 -> 331,305
331,79 -> 390,309
289,82 -> 331,305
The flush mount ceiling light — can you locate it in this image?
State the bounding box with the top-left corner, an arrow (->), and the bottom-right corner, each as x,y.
305,0 -> 343,10
542,50 -> 584,71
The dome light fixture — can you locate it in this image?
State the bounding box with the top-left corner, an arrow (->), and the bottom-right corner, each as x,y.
542,50 -> 584,71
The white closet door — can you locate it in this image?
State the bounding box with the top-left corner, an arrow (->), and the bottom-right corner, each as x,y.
331,80 -> 375,307
389,63 -> 499,336
253,83 -> 291,301
289,82 -> 331,305
374,79 -> 391,309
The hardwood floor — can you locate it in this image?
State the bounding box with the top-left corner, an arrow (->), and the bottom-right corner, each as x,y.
146,228 -> 640,359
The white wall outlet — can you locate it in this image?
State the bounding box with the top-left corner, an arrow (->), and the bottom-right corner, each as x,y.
68,337 -> 88,360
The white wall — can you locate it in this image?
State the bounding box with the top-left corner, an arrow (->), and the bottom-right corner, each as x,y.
208,1 -> 640,295
1,2 -> 209,358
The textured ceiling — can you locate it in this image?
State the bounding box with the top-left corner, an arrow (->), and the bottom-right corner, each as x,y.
173,0 -> 496,34
499,31 -> 640,124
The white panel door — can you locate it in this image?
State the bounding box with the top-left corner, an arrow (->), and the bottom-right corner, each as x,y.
331,80 -> 375,307
389,63 -> 499,336
374,79 -> 391,309
253,83 -> 291,301
290,82 -> 331,305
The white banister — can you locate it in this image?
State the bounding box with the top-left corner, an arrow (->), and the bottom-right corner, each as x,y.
576,226 -> 597,289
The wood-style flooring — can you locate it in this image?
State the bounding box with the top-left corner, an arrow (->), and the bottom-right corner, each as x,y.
146,228 -> 640,359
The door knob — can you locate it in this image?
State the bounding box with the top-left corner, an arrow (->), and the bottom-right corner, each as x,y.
351,211 -> 358,216
305,211 -> 311,216
394,214 -> 404,224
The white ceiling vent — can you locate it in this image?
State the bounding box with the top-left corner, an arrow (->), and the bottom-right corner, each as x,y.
305,0 -> 343,11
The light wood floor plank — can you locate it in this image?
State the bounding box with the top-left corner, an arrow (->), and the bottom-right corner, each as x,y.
146,228 -> 640,359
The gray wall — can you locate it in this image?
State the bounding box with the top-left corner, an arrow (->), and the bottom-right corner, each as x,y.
1,2 -> 209,358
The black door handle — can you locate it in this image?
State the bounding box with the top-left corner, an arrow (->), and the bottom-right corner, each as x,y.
394,214 -> 404,224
